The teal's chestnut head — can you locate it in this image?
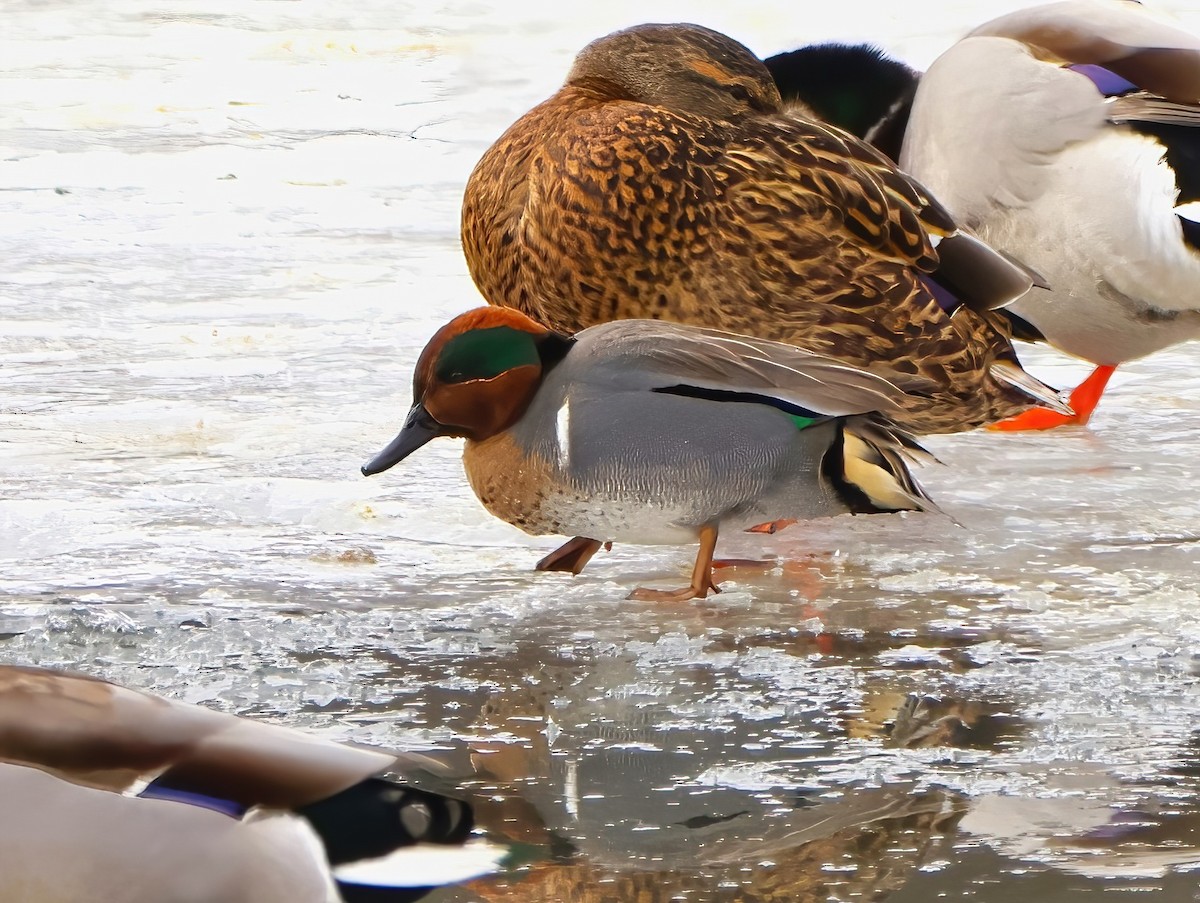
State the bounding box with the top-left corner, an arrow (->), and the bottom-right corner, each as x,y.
361,307 -> 573,476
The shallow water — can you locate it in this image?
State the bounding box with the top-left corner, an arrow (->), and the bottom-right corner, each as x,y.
5,1 -> 1200,899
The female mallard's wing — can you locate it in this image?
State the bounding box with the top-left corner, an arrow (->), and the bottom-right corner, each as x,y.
729,113 -> 949,268
728,113 -> 1041,312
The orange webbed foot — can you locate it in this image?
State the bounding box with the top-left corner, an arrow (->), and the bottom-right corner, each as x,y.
989,364 -> 1116,431
626,579 -> 721,603
1066,364 -> 1117,424
536,537 -> 610,574
627,524 -> 720,602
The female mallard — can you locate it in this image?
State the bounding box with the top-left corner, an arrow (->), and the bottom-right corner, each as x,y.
768,2 -> 1200,429
0,664 -> 476,903
362,307 -> 939,601
460,22 -> 1068,435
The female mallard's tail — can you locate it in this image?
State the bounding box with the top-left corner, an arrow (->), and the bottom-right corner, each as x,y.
825,415 -> 944,515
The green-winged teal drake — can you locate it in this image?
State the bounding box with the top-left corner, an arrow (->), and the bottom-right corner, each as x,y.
362,306 -> 941,602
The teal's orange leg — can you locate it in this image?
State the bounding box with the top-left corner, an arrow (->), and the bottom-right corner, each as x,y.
628,525 -> 721,602
989,364 -> 1116,431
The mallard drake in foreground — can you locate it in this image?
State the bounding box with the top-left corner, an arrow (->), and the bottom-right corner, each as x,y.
771,2 -> 1200,429
461,22 -> 1068,436
361,307 -> 939,601
0,665 -> 478,903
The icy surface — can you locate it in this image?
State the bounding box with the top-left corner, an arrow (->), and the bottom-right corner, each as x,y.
5,1 -> 1200,899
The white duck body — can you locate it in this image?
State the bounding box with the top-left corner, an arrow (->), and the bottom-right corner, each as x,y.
901,0 -> 1200,366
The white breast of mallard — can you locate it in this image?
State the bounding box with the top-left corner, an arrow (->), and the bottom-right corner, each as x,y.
997,131 -> 1200,363
460,384 -> 849,545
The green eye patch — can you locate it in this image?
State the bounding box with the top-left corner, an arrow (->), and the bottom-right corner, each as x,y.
435,326 -> 541,383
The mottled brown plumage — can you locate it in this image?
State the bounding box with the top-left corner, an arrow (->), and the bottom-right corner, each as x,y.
461,22 -> 1065,433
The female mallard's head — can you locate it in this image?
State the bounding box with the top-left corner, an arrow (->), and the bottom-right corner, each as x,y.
566,22 -> 782,120
362,307 -> 574,475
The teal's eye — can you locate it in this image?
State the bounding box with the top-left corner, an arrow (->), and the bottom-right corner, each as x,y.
435,326 -> 540,383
